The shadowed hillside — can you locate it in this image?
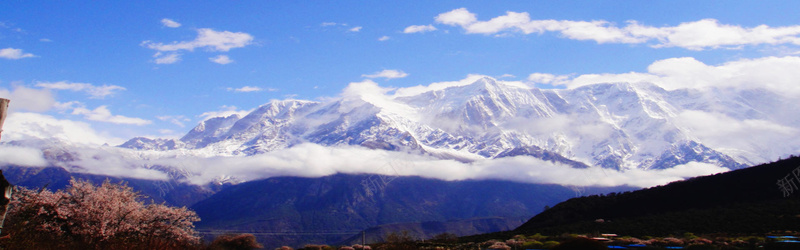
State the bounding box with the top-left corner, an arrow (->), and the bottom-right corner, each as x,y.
514,156 -> 800,236
191,174 -> 629,248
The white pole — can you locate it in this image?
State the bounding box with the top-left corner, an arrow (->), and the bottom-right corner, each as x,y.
0,98 -> 11,235
0,98 -> 8,141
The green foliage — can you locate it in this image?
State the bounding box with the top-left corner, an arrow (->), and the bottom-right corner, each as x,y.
542,240 -> 560,249
521,240 -> 543,248
528,232 -> 548,241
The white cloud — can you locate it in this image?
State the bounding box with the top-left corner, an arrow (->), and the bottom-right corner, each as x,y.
674,110 -> 798,162
435,8 -> 477,27
142,28 -> 254,53
39,38 -> 52,42
198,105 -> 251,121
54,146 -> 170,180
433,8 -> 800,50
210,55 -> 233,64
349,26 -> 362,32
226,86 -> 262,92
549,56 -> 800,96
81,142 -> 727,187
525,56 -> 800,163
0,145 -> 48,167
35,81 -> 126,99
362,69 -> 409,79
654,19 -> 800,50
153,52 -> 181,64
0,48 -> 35,59
338,80 -> 419,120
393,74 -> 488,97
378,36 -> 390,41
527,73 -> 570,85
0,85 -> 56,112
404,24 -> 437,34
321,22 -> 338,27
498,74 -> 515,78
3,112 -> 123,145
161,18 -> 181,28
156,115 -> 190,128
72,105 -> 152,125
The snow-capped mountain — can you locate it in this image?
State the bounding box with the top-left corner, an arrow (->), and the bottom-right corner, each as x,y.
121,77 -> 797,171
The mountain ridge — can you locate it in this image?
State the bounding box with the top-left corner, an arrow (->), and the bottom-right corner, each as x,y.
120,77 -> 772,173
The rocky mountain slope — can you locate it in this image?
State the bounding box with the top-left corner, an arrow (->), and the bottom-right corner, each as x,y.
121,77 -> 791,172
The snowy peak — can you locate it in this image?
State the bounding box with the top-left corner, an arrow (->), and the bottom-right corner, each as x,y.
405,77 -> 557,131
180,114 -> 241,147
120,137 -> 184,151
119,78 -> 795,172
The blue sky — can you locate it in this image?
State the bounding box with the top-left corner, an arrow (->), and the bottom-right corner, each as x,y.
2,1 -> 800,144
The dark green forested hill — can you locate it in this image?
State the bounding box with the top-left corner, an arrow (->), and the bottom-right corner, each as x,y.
514,156 -> 800,236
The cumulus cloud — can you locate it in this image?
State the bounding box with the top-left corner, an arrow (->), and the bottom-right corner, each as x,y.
435,8 -> 477,27
0,145 -> 48,167
404,24 -> 437,34
226,86 -> 263,92
161,18 -> 181,28
674,110 -> 798,162
527,73 -> 571,85
72,106 -> 152,125
35,81 -> 126,99
0,85 -> 56,112
433,8 -> 800,50
68,143 -> 727,187
153,52 -> 180,64
349,26 -> 362,32
362,69 -> 409,79
393,74 -> 488,97
339,80 -> 419,120
50,146 -> 170,180
378,36 -> 390,41
0,48 -> 35,59
497,74 -> 515,78
142,28 -> 253,64
198,105 -> 251,121
209,55 -> 233,64
547,56 -> 800,96
3,112 -> 123,145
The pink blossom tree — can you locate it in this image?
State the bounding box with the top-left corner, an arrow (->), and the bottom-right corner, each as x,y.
1,178 -> 200,249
